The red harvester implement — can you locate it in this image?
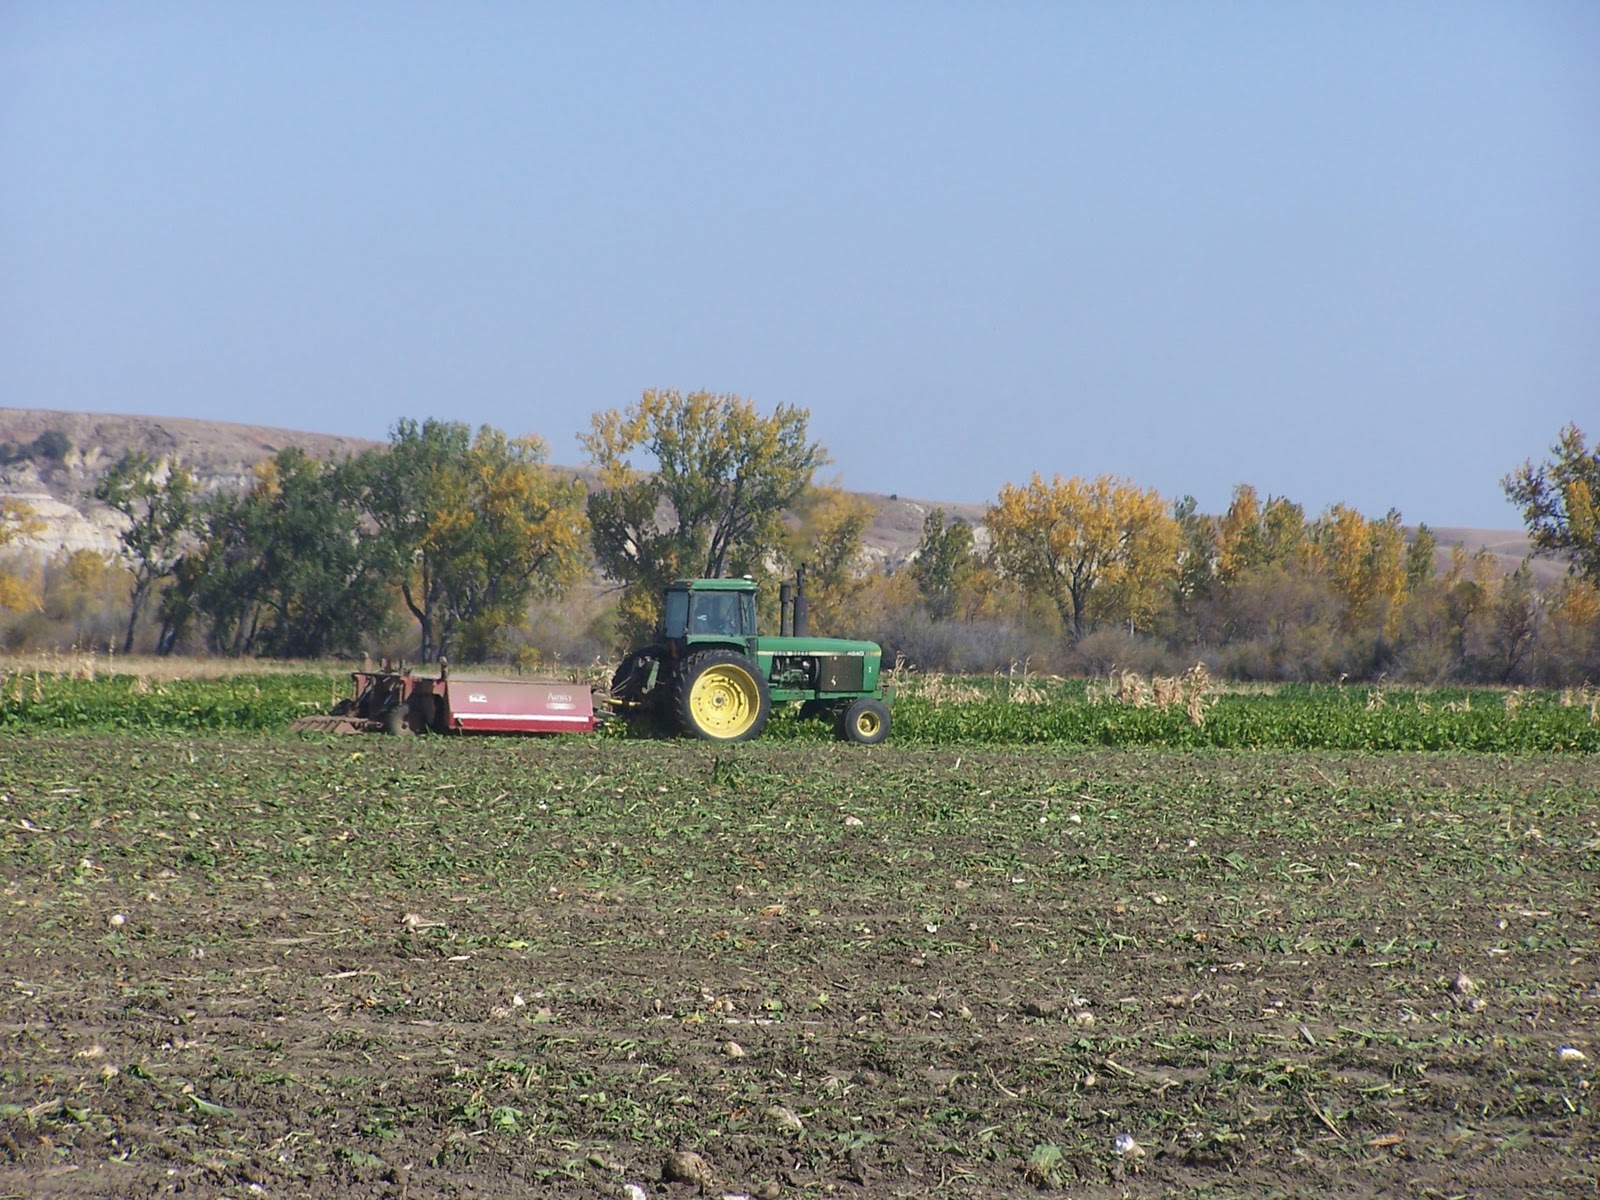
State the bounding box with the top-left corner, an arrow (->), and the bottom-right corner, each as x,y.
291,662 -> 597,736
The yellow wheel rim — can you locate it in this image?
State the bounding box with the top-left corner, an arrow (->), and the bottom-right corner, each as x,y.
689,664 -> 759,738
854,709 -> 882,739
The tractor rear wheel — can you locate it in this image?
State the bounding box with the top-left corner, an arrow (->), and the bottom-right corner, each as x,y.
674,650 -> 771,742
837,697 -> 890,744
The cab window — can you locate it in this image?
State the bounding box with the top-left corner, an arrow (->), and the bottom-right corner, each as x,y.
690,592 -> 745,637
663,590 -> 690,639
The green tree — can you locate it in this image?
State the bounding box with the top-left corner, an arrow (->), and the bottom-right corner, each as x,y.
581,389 -> 827,641
361,419 -> 588,661
359,417 -> 470,659
1214,485 -> 1312,580
1502,423 -> 1600,586
1259,494 -> 1310,567
1171,495 -> 1217,608
1173,485 -> 1311,624
176,450 -> 396,658
30,430 -> 71,462
94,452 -> 199,653
1405,523 -> 1437,588
910,508 -> 981,622
986,473 -> 1179,642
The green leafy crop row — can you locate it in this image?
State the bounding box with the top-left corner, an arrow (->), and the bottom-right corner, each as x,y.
1,671 -> 1595,751
0,672 -> 339,731
874,693 -> 1600,752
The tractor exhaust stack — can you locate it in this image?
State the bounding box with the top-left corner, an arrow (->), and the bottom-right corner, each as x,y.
793,565 -> 809,639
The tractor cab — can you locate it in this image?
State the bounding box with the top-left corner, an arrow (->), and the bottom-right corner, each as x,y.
662,579 -> 757,652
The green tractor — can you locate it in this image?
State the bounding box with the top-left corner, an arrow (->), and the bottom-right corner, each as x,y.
610,575 -> 890,744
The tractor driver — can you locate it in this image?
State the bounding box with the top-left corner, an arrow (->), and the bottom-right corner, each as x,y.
694,593 -> 739,636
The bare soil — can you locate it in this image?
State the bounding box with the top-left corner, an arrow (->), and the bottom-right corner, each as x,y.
1,737 -> 1595,1198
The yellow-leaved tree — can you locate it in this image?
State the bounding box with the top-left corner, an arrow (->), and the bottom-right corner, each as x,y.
582,389 -> 827,644
1316,504 -> 1409,637
1215,485 -> 1313,581
986,473 -> 1178,642
363,420 -> 589,661
790,486 -> 875,634
47,548 -> 123,632
0,497 -> 46,613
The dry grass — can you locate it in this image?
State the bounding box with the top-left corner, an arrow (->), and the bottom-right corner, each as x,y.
1087,670 -> 1151,708
1152,674 -> 1183,708
886,658 -> 1057,706
899,672 -> 988,705
558,660 -> 613,689
0,650 -> 614,687
1089,662 -> 1214,727
1559,685 -> 1600,722
1000,661 -> 1050,705
5,671 -> 44,703
1182,663 -> 1211,726
0,650 -> 344,682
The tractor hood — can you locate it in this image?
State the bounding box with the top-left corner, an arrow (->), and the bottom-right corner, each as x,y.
755,636 -> 882,658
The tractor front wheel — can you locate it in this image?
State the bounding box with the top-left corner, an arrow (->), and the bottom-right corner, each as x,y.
837,697 -> 890,745
674,650 -> 771,742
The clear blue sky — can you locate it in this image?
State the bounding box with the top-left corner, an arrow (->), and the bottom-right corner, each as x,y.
3,2 -> 1596,529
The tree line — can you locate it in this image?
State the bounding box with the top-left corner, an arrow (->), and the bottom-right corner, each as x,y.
1,397 -> 1596,684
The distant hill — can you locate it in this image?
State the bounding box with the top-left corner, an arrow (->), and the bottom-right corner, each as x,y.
0,406 -> 1554,579
1,409 -> 384,556
1424,527 -> 1561,585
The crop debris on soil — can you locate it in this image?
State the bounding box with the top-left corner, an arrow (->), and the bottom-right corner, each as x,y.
1,705 -> 1597,1197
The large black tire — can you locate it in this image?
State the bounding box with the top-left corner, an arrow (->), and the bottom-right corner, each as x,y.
837,697 -> 890,745
611,645 -> 663,703
674,650 -> 772,742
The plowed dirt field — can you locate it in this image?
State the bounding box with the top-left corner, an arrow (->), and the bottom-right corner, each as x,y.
2,737 -> 1596,1198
